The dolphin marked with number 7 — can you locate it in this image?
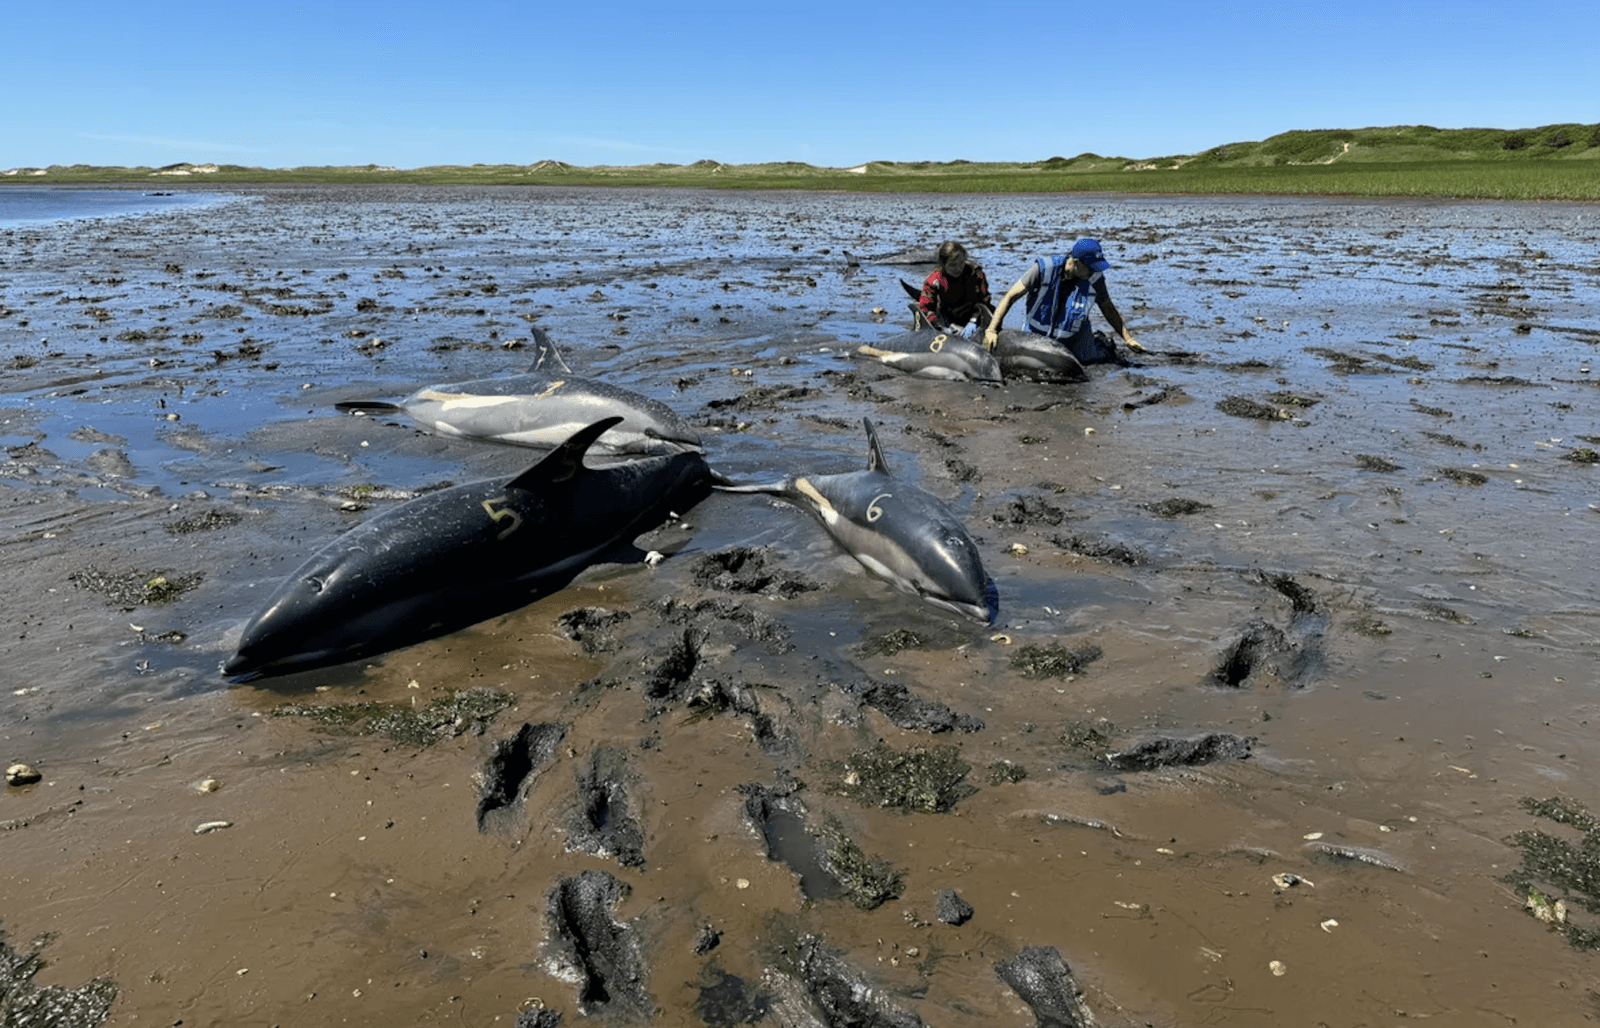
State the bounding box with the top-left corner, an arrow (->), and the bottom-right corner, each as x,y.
717,417 -> 999,624
223,417 -> 712,681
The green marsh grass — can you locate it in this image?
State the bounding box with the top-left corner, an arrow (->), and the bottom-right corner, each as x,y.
9,124 -> 1599,200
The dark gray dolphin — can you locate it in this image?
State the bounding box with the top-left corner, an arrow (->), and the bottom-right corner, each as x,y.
853,328 -> 1003,383
989,329 -> 1089,382
223,417 -> 712,681
717,418 -> 999,624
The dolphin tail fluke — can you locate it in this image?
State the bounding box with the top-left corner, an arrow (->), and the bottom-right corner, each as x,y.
334,400 -> 404,414
506,416 -> 624,492
862,417 -> 890,474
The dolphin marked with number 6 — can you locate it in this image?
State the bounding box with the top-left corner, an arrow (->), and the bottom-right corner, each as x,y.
223,417 -> 712,681
717,417 -> 998,624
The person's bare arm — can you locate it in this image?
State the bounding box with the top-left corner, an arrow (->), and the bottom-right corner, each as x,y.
1097,294 -> 1145,351
983,276 -> 1030,349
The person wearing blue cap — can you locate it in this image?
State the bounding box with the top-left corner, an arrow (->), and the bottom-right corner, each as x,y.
983,237 -> 1144,357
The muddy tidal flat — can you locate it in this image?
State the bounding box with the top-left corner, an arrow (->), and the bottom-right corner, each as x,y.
2,184 -> 1599,1026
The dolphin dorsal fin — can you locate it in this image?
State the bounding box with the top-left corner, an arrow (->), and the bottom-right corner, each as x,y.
862,417 -> 891,474
529,325 -> 575,375
506,416 -> 622,492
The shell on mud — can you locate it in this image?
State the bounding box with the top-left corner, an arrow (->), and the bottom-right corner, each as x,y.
6,763 -> 42,786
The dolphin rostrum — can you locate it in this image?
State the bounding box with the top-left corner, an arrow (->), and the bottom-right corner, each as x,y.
223,417 -> 712,681
717,418 -> 999,624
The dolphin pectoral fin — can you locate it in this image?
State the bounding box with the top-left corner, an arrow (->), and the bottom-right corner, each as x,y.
334,400 -> 404,414
713,478 -> 791,496
900,279 -> 922,302
862,417 -> 890,474
506,416 -> 624,492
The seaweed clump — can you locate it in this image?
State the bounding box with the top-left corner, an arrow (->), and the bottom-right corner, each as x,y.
1562,448 -> 1599,465
836,743 -> 973,814
273,686 -> 513,747
0,926 -> 118,1026
1010,642 -> 1103,679
1502,796 -> 1600,950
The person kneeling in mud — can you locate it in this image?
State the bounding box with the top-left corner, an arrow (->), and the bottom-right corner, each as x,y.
916,241 -> 992,337
983,237 -> 1144,360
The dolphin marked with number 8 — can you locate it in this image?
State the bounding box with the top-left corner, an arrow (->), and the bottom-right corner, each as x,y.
717,417 -> 998,624
223,417 -> 713,681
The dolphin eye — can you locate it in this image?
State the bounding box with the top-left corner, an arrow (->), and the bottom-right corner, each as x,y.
303,575 -> 324,593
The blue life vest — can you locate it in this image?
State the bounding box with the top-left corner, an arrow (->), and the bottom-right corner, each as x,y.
1024,255 -> 1103,341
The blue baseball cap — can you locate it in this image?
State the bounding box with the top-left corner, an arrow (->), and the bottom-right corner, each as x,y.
1070,237 -> 1111,272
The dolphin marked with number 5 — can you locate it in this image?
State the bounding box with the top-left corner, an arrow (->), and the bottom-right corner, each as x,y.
717,417 -> 998,624
223,417 -> 712,681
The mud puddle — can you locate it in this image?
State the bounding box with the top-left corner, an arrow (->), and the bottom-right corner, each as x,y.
2,185 -> 1598,1026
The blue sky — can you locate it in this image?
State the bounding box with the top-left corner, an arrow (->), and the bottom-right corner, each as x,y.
4,1 -> 1594,169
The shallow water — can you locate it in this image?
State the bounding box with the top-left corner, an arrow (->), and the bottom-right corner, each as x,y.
1,185 -> 1598,1026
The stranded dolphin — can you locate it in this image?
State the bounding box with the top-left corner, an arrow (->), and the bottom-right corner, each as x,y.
717,418 -> 999,624
853,328 -> 1003,383
988,329 -> 1088,383
335,336 -> 702,457
223,417 -> 712,681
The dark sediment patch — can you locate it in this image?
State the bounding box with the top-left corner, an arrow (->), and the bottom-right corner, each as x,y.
1438,467 -> 1489,485
565,747 -> 646,868
555,607 -> 632,655
687,677 -> 794,756
272,687 -> 514,747
1411,401 -> 1453,417
1355,454 -> 1401,472
690,546 -> 818,598
542,870 -> 651,1018
771,934 -> 926,1027
162,508 -> 242,534
0,924 -> 117,1028
1422,430 -> 1479,450
695,967 -> 771,1028
514,1009 -> 563,1028
1103,732 -> 1255,771
987,760 -> 1027,785
1009,643 -> 1103,680
1265,390 -> 1321,408
643,627 -> 707,701
740,783 -> 844,901
834,677 -> 984,734
1306,843 -> 1405,872
659,597 -> 794,655
937,889 -> 975,925
1050,533 -> 1147,566
704,384 -> 819,412
1455,375 -> 1535,386
991,494 -> 1076,528
1217,395 -> 1295,421
476,722 -> 567,832
1503,796 -> 1600,950
1142,497 -> 1213,518
995,945 -> 1092,1028
68,566 -> 204,608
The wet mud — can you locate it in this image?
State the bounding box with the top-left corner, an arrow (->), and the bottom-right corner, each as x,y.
2,185 -> 1599,1026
